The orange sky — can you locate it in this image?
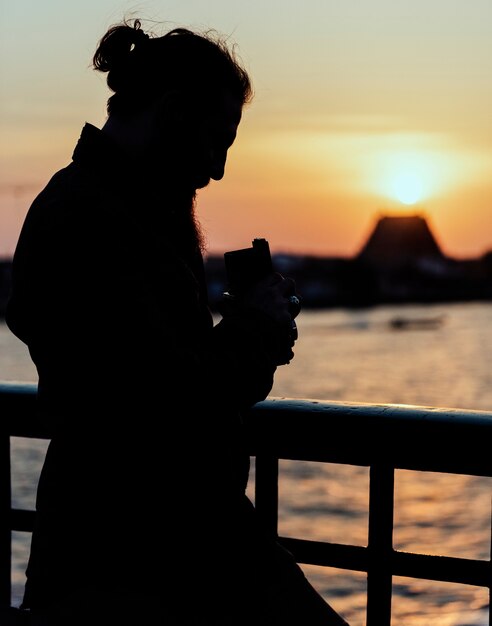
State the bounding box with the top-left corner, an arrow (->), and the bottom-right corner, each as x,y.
1,0 -> 491,259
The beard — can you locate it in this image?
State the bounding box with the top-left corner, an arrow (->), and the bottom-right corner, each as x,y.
139,138 -> 208,258
170,190 -> 207,258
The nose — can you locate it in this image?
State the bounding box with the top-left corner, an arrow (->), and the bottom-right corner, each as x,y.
210,149 -> 227,181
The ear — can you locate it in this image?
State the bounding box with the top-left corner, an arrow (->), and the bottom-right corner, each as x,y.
154,90 -> 189,126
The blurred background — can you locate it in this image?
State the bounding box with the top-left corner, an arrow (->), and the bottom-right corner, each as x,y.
1,2 -> 491,625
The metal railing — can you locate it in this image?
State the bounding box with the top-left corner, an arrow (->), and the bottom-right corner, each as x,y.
1,382 -> 491,624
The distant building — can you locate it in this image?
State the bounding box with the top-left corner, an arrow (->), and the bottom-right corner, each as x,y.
357,214 -> 444,270
200,214 -> 492,310
355,214 -> 492,304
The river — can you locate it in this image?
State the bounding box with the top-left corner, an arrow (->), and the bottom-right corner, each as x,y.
1,301 -> 491,625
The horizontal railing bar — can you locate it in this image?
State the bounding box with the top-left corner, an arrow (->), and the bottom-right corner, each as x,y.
280,537 -> 368,571
245,397 -> 492,477
11,512 -> 483,588
11,513 -> 488,589
0,383 -> 47,439
2,383 -> 491,477
280,537 -> 491,588
391,550 -> 491,588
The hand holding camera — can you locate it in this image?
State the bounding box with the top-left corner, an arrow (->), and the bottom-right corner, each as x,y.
221,238 -> 301,364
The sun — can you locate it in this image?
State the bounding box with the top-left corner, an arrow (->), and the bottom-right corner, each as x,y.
391,172 -> 424,205
370,150 -> 436,208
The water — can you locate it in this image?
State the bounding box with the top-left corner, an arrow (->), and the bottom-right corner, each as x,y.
1,301 -> 491,625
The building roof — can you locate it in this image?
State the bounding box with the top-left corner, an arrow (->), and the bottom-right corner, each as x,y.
357,214 -> 443,269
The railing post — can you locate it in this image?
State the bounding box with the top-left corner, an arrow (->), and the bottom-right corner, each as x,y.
0,432 -> 11,607
366,463 -> 395,626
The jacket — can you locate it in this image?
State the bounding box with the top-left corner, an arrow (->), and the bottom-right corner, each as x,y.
7,123 -> 285,611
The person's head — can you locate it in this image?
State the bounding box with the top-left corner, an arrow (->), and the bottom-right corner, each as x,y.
93,18 -> 253,192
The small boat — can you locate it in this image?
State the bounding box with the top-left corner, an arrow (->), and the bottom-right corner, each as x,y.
388,314 -> 446,330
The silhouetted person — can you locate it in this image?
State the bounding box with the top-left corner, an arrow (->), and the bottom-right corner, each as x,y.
6,18 -> 349,626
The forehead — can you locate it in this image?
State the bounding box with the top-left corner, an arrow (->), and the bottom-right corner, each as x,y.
207,88 -> 243,127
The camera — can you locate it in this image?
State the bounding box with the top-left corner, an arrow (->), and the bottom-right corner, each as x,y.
223,238 -> 298,342
223,237 -> 273,298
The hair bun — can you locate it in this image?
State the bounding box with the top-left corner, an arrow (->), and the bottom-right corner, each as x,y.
93,19 -> 149,75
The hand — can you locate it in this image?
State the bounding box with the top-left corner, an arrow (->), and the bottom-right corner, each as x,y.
242,272 -> 299,325
219,271 -> 301,364
242,272 -> 301,365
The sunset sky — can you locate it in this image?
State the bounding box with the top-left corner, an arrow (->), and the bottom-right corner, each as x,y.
1,0 -> 491,259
